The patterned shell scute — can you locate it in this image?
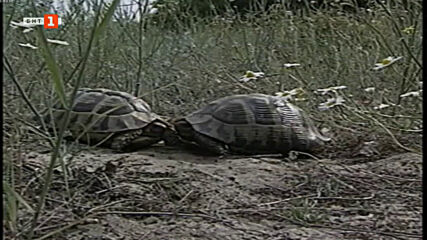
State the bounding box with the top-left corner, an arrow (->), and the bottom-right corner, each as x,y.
185,94 -> 322,152
52,88 -> 155,133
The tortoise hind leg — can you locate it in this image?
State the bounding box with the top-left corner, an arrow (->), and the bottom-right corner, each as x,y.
193,132 -> 228,156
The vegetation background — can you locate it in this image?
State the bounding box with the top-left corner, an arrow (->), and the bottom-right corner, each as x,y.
3,0 -> 422,239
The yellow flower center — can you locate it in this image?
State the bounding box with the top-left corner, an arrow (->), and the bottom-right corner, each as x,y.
402,26 -> 415,34
245,71 -> 255,78
381,58 -> 391,65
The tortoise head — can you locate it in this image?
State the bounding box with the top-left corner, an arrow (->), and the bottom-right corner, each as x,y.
143,118 -> 181,146
304,127 -> 331,151
292,108 -> 331,152
299,122 -> 331,152
169,117 -> 195,142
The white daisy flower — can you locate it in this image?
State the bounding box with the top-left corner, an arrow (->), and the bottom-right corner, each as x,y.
283,63 -> 301,68
23,28 -> 34,33
18,43 -> 38,50
239,71 -> 265,82
400,91 -> 422,98
402,26 -> 415,35
275,91 -> 293,101
330,86 -> 347,91
315,85 -> 347,95
364,87 -> 375,92
374,103 -> 391,110
47,38 -> 70,46
372,56 -> 403,70
318,95 -> 345,111
275,87 -> 306,101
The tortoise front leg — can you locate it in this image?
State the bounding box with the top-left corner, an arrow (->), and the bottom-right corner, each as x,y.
111,129 -> 161,152
122,136 -> 162,152
193,132 -> 228,156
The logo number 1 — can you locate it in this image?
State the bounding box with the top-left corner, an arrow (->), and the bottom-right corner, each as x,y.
44,14 -> 58,29
47,16 -> 55,27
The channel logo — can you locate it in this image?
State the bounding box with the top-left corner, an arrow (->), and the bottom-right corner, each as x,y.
23,14 -> 62,29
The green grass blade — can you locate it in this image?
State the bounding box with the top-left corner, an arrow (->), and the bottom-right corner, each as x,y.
3,181 -> 18,232
3,181 -> 34,213
26,1 -> 121,239
33,23 -> 67,108
94,0 -> 121,39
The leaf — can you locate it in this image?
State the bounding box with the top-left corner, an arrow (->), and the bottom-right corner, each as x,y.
93,0 -> 120,41
34,25 -> 67,108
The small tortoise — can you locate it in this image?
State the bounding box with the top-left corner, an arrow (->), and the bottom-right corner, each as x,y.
45,88 -> 178,151
173,94 -> 330,155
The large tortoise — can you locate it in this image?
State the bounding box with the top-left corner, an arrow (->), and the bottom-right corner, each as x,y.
173,94 -> 330,155
45,88 -> 178,151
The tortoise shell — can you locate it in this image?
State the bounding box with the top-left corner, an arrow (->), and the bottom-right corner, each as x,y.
183,94 -> 329,153
50,88 -> 157,134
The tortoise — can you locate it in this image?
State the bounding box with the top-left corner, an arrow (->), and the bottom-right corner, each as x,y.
172,94 -> 330,155
45,88 -> 179,151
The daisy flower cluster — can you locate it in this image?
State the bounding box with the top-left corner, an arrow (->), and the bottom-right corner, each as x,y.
275,87 -> 306,102
315,86 -> 347,111
11,21 -> 69,50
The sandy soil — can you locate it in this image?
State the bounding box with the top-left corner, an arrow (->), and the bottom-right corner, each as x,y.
8,144 -> 422,240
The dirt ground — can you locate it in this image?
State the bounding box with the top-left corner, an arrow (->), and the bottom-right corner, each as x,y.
8,143 -> 422,240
